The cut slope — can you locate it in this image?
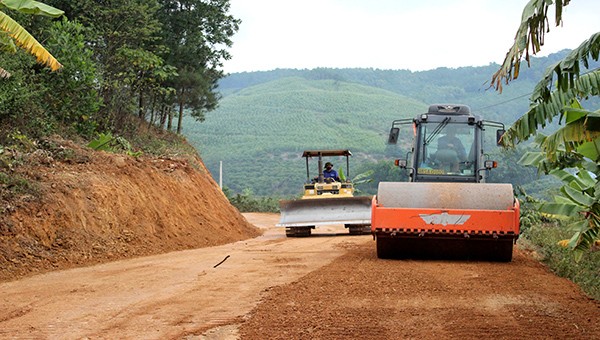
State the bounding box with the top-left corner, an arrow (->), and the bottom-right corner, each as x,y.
0,138 -> 261,282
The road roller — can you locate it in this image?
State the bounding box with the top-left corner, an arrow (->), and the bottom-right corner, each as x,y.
371,104 -> 520,261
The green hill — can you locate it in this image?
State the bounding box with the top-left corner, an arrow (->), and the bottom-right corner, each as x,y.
184,76 -> 428,196
183,53 -> 576,197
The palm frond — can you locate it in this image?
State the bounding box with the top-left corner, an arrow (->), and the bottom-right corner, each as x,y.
0,10 -> 62,71
491,0 -> 571,92
531,33 -> 600,102
0,0 -> 64,17
577,138 -> 600,162
544,112 -> 599,154
502,70 -> 600,146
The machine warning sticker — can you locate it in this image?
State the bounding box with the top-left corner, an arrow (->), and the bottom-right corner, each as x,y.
419,212 -> 470,226
418,168 -> 445,175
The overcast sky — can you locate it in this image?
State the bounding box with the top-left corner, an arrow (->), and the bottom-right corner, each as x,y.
223,0 -> 600,74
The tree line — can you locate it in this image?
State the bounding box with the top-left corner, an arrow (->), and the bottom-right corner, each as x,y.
0,0 -> 237,140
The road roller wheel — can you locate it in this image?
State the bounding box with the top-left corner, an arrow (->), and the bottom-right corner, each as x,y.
376,237 -> 394,259
286,227 -> 312,237
492,240 -> 514,262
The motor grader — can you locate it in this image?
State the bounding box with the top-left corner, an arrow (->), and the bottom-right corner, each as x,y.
277,150 -> 372,237
371,104 -> 520,261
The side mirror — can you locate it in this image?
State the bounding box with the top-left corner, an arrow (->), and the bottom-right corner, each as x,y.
496,129 -> 505,146
394,159 -> 407,168
484,160 -> 498,169
388,127 -> 400,144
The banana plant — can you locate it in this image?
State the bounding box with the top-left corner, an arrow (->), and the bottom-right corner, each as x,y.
518,103 -> 600,256
0,0 -> 64,76
338,167 -> 373,195
492,0 -> 600,254
539,165 -> 599,261
491,0 -> 599,149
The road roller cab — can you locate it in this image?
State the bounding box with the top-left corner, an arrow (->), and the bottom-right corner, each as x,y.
372,104 -> 520,261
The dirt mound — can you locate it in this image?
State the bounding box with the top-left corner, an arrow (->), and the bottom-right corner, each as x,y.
0,138 -> 261,282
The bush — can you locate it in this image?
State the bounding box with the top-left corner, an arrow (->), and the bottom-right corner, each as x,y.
223,187 -> 279,213
522,223 -> 600,300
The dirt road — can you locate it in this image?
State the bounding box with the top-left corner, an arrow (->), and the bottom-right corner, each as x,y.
1,213 -> 598,339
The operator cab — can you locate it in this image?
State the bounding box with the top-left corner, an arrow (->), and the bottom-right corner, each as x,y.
300,149 -> 354,198
389,104 -> 505,183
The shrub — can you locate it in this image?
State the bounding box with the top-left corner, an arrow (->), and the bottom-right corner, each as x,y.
522,223 -> 600,300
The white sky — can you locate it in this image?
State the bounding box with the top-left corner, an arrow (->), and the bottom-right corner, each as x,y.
223,0 -> 600,73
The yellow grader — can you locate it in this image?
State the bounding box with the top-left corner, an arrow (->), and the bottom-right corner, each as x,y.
278,150 -> 372,237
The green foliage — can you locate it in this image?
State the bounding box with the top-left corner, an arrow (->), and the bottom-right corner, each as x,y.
0,50 -> 46,128
1,0 -> 239,144
0,132 -> 42,213
223,187 -> 279,213
519,151 -> 600,256
1,0 -> 63,17
351,169 -> 374,195
0,0 -> 63,72
0,14 -> 100,140
338,166 -> 346,182
502,74 -> 600,149
39,0 -> 237,135
515,186 -> 552,233
40,18 -> 101,138
522,222 -> 600,300
157,0 -> 239,132
124,126 -> 198,160
69,0 -> 163,128
492,0 -> 600,256
88,133 -> 142,157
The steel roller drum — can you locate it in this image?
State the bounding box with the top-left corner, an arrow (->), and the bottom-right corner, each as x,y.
377,182 -> 514,211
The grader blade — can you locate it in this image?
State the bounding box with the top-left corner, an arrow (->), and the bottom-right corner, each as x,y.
278,196 -> 372,228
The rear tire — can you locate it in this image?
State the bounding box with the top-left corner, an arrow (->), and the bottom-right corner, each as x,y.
285,227 -> 312,237
494,240 -> 514,262
376,237 -> 394,259
470,239 -> 514,261
347,224 -> 370,235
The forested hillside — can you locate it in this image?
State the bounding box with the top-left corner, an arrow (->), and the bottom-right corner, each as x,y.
0,0 -> 267,281
184,53 -> 572,197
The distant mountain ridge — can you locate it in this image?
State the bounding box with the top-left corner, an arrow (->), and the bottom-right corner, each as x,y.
183,51 -> 570,196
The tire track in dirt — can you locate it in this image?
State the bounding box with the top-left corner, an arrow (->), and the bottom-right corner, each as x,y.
0,213 -> 368,339
1,213 -> 598,339
239,233 -> 600,339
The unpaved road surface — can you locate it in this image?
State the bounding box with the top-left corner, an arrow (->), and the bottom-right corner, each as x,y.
1,213 -> 599,339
